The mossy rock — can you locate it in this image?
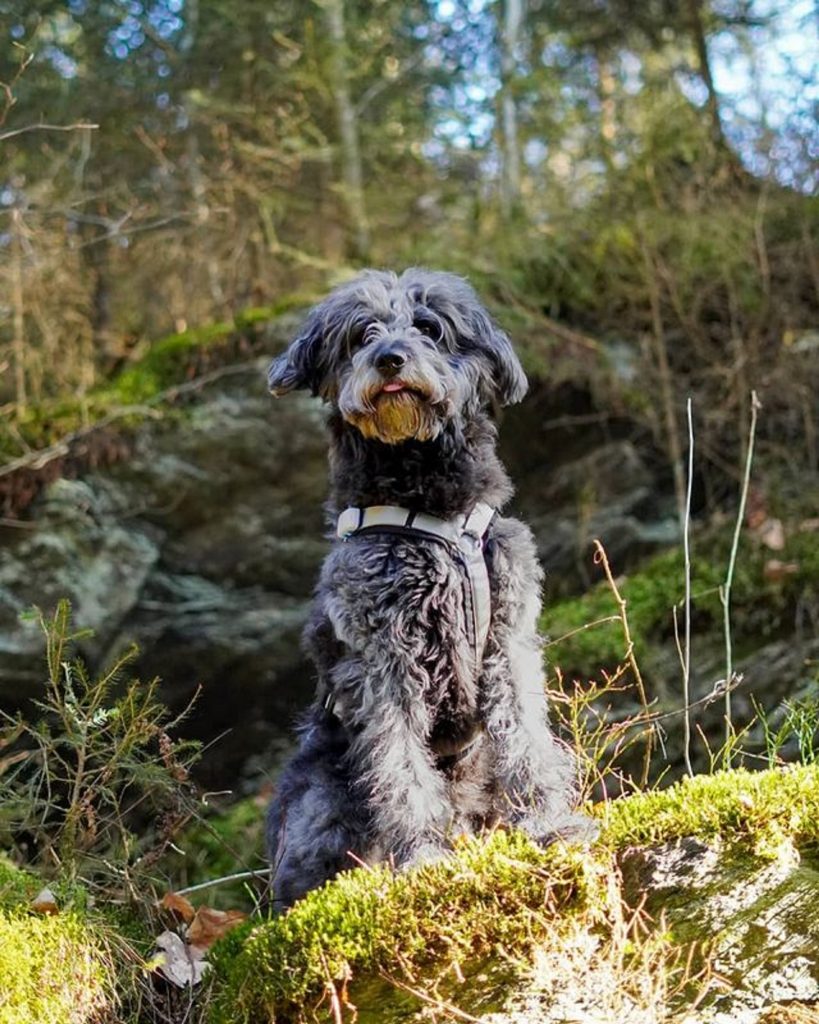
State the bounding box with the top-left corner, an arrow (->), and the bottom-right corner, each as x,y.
544,524 -> 819,684
0,294 -> 317,464
0,860 -> 118,1024
205,764 -> 819,1023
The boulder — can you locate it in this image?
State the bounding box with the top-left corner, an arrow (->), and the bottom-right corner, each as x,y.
0,360 -> 329,784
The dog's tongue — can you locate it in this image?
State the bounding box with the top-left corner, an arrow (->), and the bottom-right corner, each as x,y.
381,382 -> 405,393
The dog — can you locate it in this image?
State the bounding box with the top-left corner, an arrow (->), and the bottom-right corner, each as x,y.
265,268 -> 594,908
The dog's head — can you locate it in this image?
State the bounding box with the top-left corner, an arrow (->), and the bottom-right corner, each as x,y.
267,268 -> 527,444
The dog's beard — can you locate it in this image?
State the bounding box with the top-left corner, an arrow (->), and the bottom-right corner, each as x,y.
348,390 -> 443,444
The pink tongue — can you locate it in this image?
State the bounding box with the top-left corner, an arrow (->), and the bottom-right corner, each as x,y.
382,382 -> 405,393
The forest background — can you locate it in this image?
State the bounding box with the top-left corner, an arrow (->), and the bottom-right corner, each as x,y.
0,0 -> 818,786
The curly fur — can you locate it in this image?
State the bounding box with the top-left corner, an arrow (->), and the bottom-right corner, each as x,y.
266,268 -> 594,908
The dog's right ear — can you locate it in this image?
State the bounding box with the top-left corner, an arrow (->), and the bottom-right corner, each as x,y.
267,312 -> 324,397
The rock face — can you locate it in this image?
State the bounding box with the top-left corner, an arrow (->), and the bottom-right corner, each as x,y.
624,837 -> 819,1023
501,390 -> 680,594
484,836 -> 819,1024
0,353 -> 678,784
200,764 -> 819,1024
0,356 -> 330,784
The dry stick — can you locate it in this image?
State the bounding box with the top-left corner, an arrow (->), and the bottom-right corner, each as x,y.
0,121 -> 98,142
682,397 -> 695,777
174,867 -> 271,897
592,540 -> 653,786
640,232 -> 687,526
380,973 -> 483,1023
10,207 -> 26,415
720,389 -> 762,763
544,614 -> 621,647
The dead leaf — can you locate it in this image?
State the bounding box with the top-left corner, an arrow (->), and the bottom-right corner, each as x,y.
31,887 -> 59,915
153,930 -> 209,988
159,891 -> 196,924
746,486 -> 768,530
757,517 -> 786,551
799,517 -> 819,533
187,906 -> 247,950
763,559 -> 799,582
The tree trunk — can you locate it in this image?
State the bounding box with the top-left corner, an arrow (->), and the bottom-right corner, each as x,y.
10,207 -> 27,416
322,0 -> 370,261
684,0 -> 726,151
595,47 -> 617,171
499,0 -> 524,219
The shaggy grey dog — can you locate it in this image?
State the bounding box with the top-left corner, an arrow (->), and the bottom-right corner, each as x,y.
266,268 -> 593,908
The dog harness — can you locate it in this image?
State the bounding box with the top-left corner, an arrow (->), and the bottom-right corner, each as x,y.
327,502 -> 496,769
323,501 -> 495,770
336,501 -> 496,675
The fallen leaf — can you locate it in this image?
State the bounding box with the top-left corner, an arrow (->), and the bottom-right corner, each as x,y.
756,517 -> 785,551
187,906 -> 247,949
763,559 -> 799,582
153,930 -> 209,988
31,887 -> 59,915
746,487 -> 768,530
799,517 -> 819,532
159,891 -> 196,924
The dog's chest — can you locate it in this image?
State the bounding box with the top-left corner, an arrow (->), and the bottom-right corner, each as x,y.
328,534 -> 492,728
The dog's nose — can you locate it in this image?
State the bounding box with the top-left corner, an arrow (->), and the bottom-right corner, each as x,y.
375,350 -> 407,377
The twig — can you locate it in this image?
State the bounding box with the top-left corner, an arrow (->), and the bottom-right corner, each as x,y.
682,397 -> 694,777
318,951 -> 348,1024
174,867 -> 271,897
0,49 -> 34,129
544,615 -> 621,647
639,227 -> 686,525
380,972 -> 482,1023
720,389 -> 761,763
593,540 -> 653,786
0,121 -> 98,142
649,672 -> 744,726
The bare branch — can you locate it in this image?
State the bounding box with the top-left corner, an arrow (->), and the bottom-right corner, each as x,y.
0,122 -> 99,143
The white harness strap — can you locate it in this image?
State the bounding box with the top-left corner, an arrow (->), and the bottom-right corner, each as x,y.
337,501 -> 496,675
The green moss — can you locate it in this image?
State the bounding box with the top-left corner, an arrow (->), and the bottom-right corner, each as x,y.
0,295 -> 316,463
208,831 -> 602,1023
0,911 -> 116,1024
233,293 -> 320,328
104,320 -> 235,404
0,861 -> 118,1024
545,527 -> 819,679
207,764 -> 819,1022
599,762 -> 819,853
0,858 -> 38,910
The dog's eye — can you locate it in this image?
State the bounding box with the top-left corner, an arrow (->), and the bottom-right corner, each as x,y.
413,316 -> 442,342
347,323 -> 374,351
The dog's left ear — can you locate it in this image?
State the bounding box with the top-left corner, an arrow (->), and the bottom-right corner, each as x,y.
469,307 -> 528,407
268,311 -> 324,397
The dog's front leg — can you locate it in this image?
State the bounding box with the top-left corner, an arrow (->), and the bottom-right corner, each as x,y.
480,587 -> 597,844
341,655 -> 452,867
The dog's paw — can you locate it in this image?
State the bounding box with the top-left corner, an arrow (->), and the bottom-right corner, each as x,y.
516,811 -> 599,848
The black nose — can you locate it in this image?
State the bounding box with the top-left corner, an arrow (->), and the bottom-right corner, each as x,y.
375,350 -> 407,376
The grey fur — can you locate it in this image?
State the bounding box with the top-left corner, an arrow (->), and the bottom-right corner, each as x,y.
266,268 -> 594,908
